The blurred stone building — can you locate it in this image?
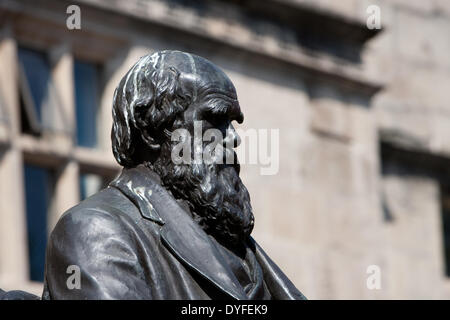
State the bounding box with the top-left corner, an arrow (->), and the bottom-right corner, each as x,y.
0,0 -> 450,299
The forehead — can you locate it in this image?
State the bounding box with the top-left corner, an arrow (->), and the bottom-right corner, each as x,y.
157,51 -> 243,121
159,51 -> 237,96
193,60 -> 237,96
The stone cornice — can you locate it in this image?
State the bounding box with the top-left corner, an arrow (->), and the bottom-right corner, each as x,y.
76,0 -> 383,96
1,0 -> 384,96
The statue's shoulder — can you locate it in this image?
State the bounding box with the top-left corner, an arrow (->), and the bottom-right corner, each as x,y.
51,186 -> 141,240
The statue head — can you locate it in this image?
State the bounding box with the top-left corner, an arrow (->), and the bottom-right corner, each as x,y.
111,50 -> 254,246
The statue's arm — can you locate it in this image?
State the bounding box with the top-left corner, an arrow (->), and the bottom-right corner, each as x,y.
43,208 -> 153,300
0,289 -> 40,300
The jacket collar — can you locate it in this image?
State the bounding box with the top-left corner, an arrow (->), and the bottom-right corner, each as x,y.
110,165 -> 247,300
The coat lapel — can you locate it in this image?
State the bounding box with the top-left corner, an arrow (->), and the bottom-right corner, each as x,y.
111,166 -> 247,300
250,237 -> 307,300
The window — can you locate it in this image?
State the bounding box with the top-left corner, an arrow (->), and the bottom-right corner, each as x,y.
0,87 -> 7,125
79,173 -> 108,200
23,164 -> 54,282
17,47 -> 51,135
381,141 -> 450,277
441,188 -> 450,277
74,60 -> 100,148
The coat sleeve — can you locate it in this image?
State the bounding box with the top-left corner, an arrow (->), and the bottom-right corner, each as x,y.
43,207 -> 153,300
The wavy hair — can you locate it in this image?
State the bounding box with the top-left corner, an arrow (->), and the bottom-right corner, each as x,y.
111,53 -> 191,167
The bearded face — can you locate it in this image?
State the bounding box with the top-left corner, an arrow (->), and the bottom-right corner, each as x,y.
111,51 -> 255,247
148,92 -> 255,247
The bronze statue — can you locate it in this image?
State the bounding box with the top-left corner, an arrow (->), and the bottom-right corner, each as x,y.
7,50 -> 306,300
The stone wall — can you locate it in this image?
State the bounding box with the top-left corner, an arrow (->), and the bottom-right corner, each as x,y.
0,0 -> 449,299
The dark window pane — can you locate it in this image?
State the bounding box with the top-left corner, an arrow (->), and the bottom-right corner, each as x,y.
441,191 -> 450,277
19,91 -> 37,135
24,164 -> 52,282
74,60 -> 99,148
18,47 -> 50,124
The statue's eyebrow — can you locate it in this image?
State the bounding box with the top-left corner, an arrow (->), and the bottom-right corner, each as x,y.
207,99 -> 243,124
199,86 -> 243,123
198,86 -> 237,100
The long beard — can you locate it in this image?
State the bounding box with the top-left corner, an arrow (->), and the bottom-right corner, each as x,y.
150,142 -> 254,246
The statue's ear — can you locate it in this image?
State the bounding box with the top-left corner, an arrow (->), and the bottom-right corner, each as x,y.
131,66 -> 182,153
133,98 -> 161,152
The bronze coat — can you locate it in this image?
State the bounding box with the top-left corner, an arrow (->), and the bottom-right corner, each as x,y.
43,166 -> 306,300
